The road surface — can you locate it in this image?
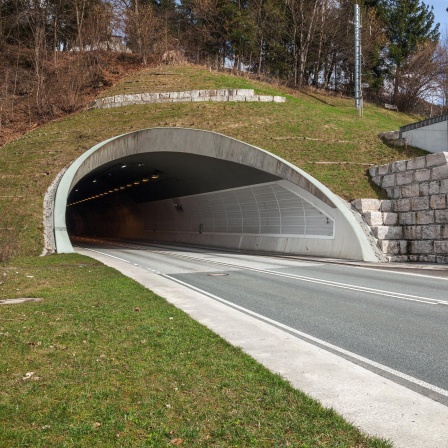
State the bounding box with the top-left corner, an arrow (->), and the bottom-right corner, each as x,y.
76,238 -> 448,405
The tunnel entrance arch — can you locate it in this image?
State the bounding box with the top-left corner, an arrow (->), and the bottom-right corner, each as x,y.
50,128 -> 379,261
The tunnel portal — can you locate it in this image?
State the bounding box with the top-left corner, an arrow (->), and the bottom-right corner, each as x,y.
50,128 -> 379,261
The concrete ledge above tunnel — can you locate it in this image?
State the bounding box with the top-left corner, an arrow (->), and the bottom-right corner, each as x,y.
49,127 -> 380,261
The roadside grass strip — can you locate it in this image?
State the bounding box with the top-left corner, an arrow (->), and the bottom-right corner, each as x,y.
0,254 -> 391,447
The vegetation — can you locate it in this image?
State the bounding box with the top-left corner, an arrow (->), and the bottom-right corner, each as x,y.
0,65 -> 426,260
371,0 -> 441,107
0,21 -> 431,447
1,0 -> 446,146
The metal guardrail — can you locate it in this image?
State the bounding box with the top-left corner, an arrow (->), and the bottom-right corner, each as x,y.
399,114 -> 448,138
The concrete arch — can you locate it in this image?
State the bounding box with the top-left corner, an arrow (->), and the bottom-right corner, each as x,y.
52,127 -> 379,261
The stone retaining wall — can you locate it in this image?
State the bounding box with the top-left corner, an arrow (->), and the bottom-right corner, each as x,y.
352,152 -> 448,263
88,89 -> 286,109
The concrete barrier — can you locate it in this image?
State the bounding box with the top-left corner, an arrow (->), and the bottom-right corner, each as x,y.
88,89 -> 286,109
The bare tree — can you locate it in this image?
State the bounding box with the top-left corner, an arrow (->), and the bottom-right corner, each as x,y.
284,0 -> 320,86
394,40 -> 444,112
126,1 -> 161,64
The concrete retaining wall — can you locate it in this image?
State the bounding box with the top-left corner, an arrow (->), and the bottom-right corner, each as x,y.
88,89 -> 286,109
400,115 -> 448,154
353,152 -> 448,263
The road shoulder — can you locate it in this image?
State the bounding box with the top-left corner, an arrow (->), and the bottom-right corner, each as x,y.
77,247 -> 448,448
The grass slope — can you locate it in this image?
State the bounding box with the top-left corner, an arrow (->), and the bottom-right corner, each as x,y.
1,65 -> 425,258
0,64 -> 422,446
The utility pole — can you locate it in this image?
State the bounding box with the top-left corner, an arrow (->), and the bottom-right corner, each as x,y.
354,3 -> 363,116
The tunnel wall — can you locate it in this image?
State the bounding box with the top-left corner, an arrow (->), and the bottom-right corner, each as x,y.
52,128 -> 380,261
139,180 -> 336,255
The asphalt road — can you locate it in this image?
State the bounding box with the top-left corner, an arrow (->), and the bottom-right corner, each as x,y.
76,238 -> 448,405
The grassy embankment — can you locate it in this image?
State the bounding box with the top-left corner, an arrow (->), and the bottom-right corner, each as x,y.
1,65 -> 425,446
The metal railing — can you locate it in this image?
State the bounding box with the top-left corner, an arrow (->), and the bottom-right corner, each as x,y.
399,114 -> 448,138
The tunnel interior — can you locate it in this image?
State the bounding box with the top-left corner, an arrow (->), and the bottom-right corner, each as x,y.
66,151 -> 282,240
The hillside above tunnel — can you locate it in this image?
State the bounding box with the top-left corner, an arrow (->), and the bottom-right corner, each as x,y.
1,64 -> 427,258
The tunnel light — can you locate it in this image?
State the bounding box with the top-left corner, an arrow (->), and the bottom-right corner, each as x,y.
142,178 -> 149,182
127,184 -> 132,187
109,190 -> 113,193
138,163 -> 144,167
121,164 -> 127,168
92,179 -> 97,183
114,188 -> 119,191
120,186 -> 125,190
134,181 -> 140,185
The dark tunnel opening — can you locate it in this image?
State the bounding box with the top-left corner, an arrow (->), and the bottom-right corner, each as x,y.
66,152 -> 280,241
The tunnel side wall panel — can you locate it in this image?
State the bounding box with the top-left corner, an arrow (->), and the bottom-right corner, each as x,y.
134,180 -> 369,260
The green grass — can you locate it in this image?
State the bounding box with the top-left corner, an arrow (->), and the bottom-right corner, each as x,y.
0,64 -> 426,446
0,254 -> 391,447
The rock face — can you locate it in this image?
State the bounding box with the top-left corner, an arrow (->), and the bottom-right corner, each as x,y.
353,153 -> 448,263
378,131 -> 407,147
88,89 -> 287,109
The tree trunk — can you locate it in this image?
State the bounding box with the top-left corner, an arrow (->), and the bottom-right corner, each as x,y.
75,0 -> 87,50
297,0 -> 319,87
258,36 -> 264,76
393,63 -> 400,103
313,0 -> 326,87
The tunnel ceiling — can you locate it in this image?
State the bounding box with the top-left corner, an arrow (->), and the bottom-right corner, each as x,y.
68,152 -> 281,206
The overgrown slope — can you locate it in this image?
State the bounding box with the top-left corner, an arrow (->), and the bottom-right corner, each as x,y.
1,64 -> 425,259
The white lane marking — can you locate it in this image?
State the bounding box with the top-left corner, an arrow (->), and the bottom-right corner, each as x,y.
163,273 -> 448,399
136,250 -> 448,306
77,245 -> 448,399
98,239 -> 448,282
78,244 -> 448,305
80,247 -> 131,264
350,264 -> 448,281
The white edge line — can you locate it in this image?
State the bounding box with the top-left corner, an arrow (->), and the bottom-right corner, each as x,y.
144,249 -> 447,305
351,264 -> 448,282
78,243 -> 448,305
76,245 -> 448,399
79,247 -> 131,264
162,273 -> 448,399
